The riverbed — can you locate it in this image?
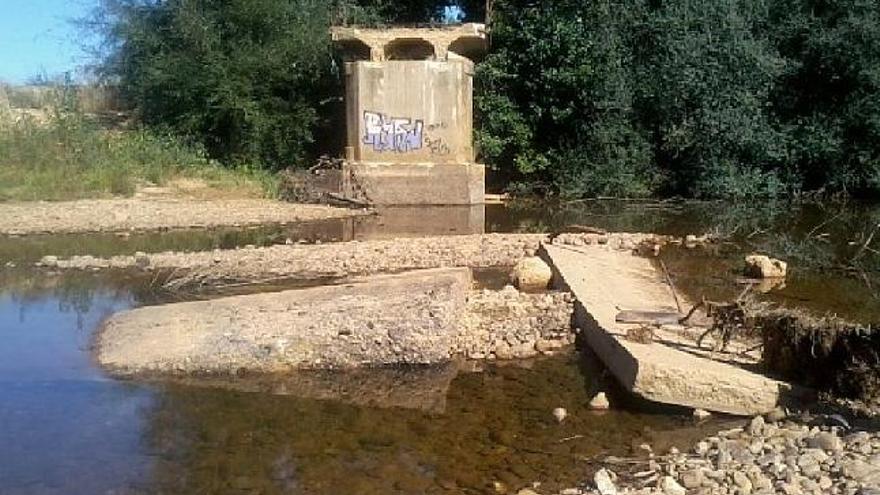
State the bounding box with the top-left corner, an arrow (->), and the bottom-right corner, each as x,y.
1,200 -> 877,494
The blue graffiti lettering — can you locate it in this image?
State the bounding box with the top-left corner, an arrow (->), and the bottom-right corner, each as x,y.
363,111 -> 424,153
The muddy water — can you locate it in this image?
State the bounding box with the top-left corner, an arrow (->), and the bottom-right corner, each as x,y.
1,199 -> 877,494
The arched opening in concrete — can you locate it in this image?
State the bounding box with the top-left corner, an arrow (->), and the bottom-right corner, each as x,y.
384,38 -> 435,61
335,39 -> 372,62
448,37 -> 487,62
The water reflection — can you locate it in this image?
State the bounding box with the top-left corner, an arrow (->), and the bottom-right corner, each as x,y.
0,282 -> 155,495
140,357 -> 715,495
0,274 -> 722,495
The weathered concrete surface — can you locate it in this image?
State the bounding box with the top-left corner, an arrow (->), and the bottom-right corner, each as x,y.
331,23 -> 487,62
335,26 -> 486,204
542,243 -> 799,415
345,162 -> 485,205
97,268 -> 472,375
345,61 -> 476,164
0,198 -> 364,235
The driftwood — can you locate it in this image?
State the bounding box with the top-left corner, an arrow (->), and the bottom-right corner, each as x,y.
682,285 -> 755,352
616,310 -> 683,325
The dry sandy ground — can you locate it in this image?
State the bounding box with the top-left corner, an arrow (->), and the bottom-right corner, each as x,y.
0,198 -> 365,235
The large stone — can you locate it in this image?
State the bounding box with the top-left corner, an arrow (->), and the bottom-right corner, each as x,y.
744,254 -> 788,278
594,468 -> 618,495
512,256 -> 553,291
97,268 -> 472,375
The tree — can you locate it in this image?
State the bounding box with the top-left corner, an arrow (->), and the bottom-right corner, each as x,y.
92,0 -> 382,168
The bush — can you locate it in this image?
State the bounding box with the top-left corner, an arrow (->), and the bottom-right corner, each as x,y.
0,91 -> 273,201
477,0 -> 880,199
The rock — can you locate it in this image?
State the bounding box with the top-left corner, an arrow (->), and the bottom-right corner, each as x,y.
680,469 -> 703,489
695,441 -> 710,456
733,471 -> 753,493
749,415 -> 766,436
807,432 -> 843,452
134,251 -> 150,268
780,481 -> 803,495
767,407 -> 788,423
659,476 -> 686,495
39,255 -> 58,267
511,257 -> 553,291
693,408 -> 712,421
594,468 -> 617,495
589,392 -> 610,410
744,254 -> 787,278
553,407 -> 568,423
841,459 -> 880,482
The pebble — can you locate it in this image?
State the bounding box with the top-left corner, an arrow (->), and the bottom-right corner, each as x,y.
693,408 -> 712,421
553,407 -> 568,423
594,468 -> 617,495
589,392 -> 611,410
658,476 -> 686,495
554,415 -> 880,495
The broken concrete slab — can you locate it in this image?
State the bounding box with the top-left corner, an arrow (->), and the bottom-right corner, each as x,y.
97,268 -> 472,375
542,243 -> 804,416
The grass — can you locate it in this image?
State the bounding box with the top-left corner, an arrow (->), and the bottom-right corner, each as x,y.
0,102 -> 278,202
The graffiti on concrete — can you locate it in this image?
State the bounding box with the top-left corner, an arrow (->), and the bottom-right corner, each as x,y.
425,136 -> 450,156
363,111 -> 424,153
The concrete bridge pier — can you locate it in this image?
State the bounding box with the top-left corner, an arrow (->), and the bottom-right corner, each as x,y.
331,24 -> 487,205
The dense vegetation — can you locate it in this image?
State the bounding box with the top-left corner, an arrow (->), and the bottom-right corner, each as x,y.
0,85 -> 275,201
90,0 -> 880,199
478,0 -> 880,198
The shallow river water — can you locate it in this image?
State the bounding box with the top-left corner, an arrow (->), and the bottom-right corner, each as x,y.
0,200 -> 877,494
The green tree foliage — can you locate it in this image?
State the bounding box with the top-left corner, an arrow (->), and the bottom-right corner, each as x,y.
477,0 -> 880,198
476,0 -> 656,198
92,0 -> 880,197
92,0 -> 384,169
769,0 -> 880,195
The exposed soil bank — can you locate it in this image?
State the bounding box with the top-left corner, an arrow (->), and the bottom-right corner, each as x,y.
760,309 -> 880,412
0,198 -> 366,235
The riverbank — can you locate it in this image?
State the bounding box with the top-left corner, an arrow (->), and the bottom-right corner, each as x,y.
553,412 -> 880,495
29,232 -> 669,288
0,197 -> 366,235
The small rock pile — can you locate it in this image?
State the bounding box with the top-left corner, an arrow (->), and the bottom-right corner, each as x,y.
456,286 -> 575,360
551,232 -> 672,255
554,413 -> 880,495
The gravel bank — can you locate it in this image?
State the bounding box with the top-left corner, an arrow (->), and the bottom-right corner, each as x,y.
458,286 -> 575,360
42,234 -> 550,284
34,232 -> 673,288
0,198 -> 365,235
550,413 -> 880,495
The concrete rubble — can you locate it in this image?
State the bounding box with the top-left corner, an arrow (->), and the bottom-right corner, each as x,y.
542,242 -> 805,415
96,267 -> 577,375
98,268 -> 474,375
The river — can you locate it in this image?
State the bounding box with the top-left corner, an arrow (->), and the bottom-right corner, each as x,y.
0,199 -> 876,494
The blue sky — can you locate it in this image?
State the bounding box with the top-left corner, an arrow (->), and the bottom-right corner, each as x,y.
0,0 -> 97,84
